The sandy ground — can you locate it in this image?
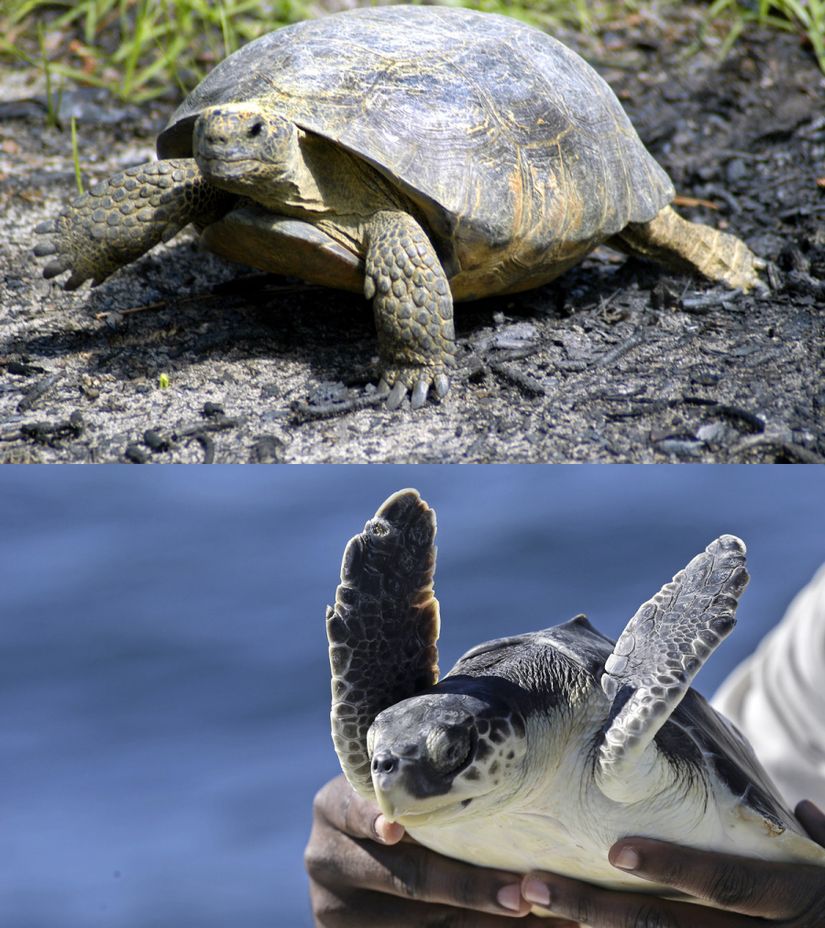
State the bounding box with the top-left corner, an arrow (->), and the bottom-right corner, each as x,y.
1,8 -> 823,462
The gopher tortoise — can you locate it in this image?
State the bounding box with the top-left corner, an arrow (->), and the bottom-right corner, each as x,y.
36,6 -> 764,408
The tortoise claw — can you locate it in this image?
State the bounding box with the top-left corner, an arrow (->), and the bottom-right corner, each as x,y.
379,366 -> 452,410
386,380 -> 407,411
411,378 -> 429,410
43,258 -> 71,279
33,241 -> 58,257
434,373 -> 450,399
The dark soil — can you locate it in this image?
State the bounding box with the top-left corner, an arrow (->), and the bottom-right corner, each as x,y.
1,6 -> 823,462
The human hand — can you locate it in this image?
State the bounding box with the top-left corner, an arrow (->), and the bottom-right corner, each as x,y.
305,775 -> 577,927
520,799 -> 825,927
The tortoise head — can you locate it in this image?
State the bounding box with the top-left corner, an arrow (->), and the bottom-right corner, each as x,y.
193,103 -> 302,198
367,690 -> 529,826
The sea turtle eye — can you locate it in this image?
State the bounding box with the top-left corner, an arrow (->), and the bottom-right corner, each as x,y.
427,725 -> 472,774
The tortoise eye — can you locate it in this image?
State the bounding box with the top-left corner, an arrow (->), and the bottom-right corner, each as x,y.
248,121 -> 263,138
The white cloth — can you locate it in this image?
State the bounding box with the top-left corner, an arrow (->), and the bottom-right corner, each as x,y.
712,564 -> 825,810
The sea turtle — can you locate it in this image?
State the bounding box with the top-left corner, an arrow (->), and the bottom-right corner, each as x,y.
325,489 -> 825,908
35,6 -> 764,409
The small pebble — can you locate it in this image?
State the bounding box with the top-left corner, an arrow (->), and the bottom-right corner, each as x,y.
124,442 -> 148,463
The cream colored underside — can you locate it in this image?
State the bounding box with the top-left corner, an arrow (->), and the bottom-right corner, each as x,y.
406,709 -> 825,914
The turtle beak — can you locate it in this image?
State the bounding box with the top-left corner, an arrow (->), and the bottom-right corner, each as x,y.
370,750 -> 409,821
375,792 -> 400,821
370,748 -> 462,823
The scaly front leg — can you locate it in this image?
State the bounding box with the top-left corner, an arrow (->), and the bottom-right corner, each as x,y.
364,210 -> 457,409
35,159 -> 234,290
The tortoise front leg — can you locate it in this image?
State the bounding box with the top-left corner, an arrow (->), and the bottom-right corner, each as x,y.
364,210 -> 456,409
35,159 -> 233,290
610,205 -> 766,292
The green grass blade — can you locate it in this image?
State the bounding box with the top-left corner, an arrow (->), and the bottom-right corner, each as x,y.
70,116 -> 84,195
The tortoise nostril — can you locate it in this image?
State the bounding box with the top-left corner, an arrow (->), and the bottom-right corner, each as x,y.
248,121 -> 264,138
201,128 -> 225,145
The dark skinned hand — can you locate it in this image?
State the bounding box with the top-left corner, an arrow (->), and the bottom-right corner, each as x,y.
305,775 -> 577,927
520,799 -> 825,927
306,775 -> 825,928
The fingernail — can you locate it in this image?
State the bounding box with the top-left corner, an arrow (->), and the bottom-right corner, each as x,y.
497,883 -> 522,912
612,847 -> 641,871
522,878 -> 551,906
373,814 -> 404,844
799,799 -> 824,817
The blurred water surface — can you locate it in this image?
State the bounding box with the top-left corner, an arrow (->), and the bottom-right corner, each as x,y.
1,465 -> 823,928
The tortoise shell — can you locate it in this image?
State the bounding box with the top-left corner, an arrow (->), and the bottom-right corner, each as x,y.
157,5 -> 674,298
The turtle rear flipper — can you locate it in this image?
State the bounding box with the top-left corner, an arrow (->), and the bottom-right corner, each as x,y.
610,205 -> 766,292
34,159 -> 232,289
596,535 -> 749,803
327,489 -> 440,798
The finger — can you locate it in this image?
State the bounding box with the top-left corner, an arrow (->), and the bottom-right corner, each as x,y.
304,780 -> 530,918
307,778 -> 533,917
522,871 -> 755,928
308,810 -> 533,919
797,799 -> 825,847
348,835 -> 534,916
313,775 -> 405,844
608,836 -> 824,918
313,886 -> 576,928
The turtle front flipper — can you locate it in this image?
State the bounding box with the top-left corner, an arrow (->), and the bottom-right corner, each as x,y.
34,159 -> 233,290
364,211 -> 457,410
610,205 -> 766,292
327,489 -> 440,798
596,535 -> 749,803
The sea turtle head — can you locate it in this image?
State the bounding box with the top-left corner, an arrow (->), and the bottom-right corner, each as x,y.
367,690 -> 529,826
193,103 -> 302,199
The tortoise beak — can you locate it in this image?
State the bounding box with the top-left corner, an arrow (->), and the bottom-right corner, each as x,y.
193,114 -> 250,166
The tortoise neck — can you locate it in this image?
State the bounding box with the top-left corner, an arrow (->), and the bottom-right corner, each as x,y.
252,129 -> 404,221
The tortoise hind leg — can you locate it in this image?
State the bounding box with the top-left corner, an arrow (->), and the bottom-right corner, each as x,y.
609,204 -> 765,292
35,159 -> 233,290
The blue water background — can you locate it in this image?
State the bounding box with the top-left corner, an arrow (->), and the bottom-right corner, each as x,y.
1,465 -> 823,928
